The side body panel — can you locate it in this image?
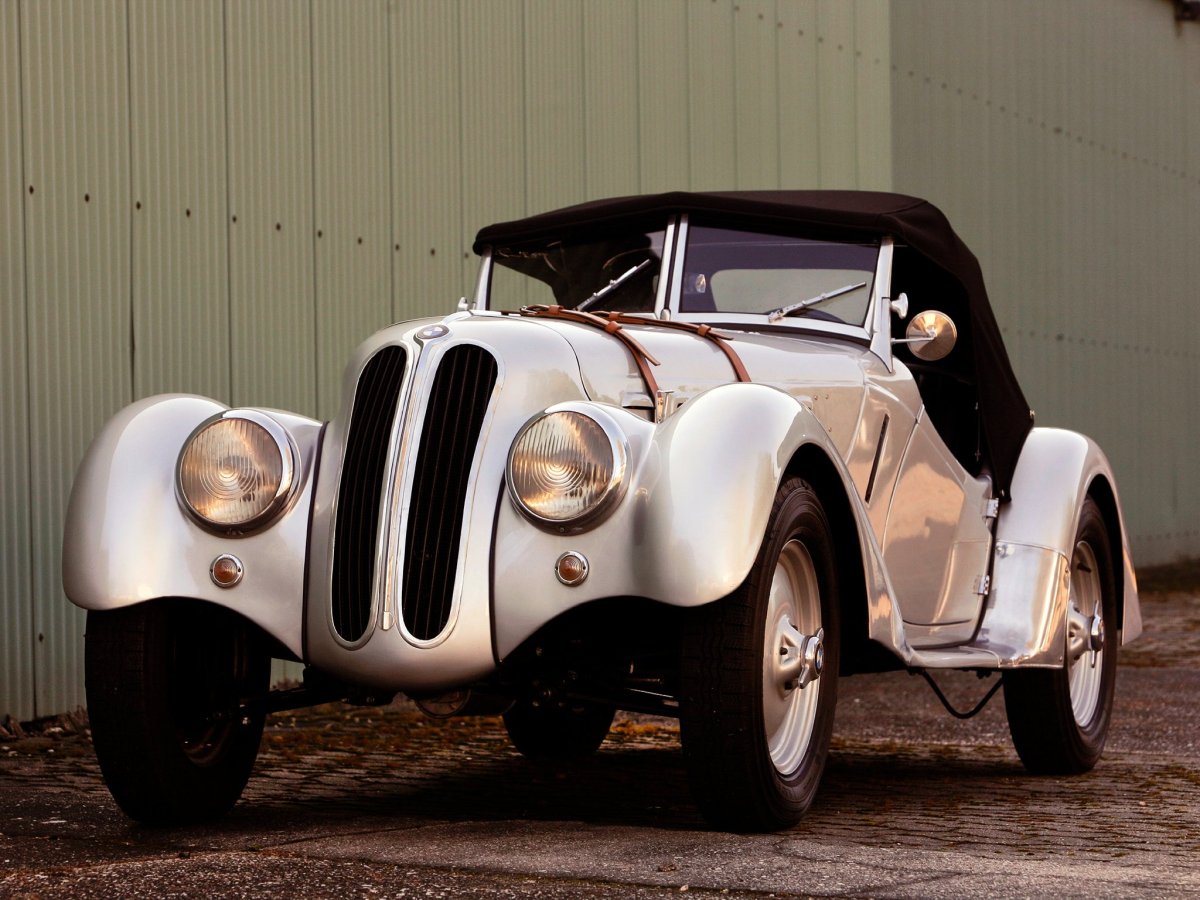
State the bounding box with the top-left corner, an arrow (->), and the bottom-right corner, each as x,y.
62,395 -> 321,659
908,426 -> 1141,670
882,411 -> 994,647
856,358 -> 994,654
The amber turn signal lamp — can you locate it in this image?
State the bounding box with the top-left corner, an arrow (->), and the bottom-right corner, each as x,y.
210,554 -> 244,588
555,551 -> 589,586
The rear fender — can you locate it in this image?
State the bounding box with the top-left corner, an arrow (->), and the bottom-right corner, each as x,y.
980,427 -> 1141,668
61,394 -> 321,658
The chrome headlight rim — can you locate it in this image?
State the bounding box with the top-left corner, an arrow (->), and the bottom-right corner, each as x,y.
506,402 -> 629,533
176,409 -> 298,535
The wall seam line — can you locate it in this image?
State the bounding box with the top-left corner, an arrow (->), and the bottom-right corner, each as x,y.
309,0 -> 319,414
221,0 -> 234,405
774,0 -> 782,188
521,0 -> 528,216
457,2 -> 466,297
16,0 -> 39,720
125,0 -> 136,396
386,0 -> 396,320
632,0 -> 641,193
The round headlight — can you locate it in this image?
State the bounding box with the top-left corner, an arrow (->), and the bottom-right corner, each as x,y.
177,410 -> 296,532
507,407 -> 628,530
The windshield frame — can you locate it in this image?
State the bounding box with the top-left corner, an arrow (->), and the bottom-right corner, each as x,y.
665,214 -> 886,344
475,213 -> 890,348
477,220 -> 673,317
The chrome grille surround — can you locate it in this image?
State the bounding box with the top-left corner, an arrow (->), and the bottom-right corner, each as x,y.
329,345 -> 408,645
400,344 -> 499,642
358,337 -> 500,648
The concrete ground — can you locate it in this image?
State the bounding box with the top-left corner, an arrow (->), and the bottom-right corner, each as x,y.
2,589 -> 1198,899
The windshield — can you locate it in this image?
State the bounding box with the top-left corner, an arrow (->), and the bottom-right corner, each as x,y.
681,224 -> 879,326
489,227 -> 667,314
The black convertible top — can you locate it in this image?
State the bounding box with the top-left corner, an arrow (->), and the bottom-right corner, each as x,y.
475,191 -> 1032,499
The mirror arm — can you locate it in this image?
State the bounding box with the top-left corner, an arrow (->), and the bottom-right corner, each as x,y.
892,332 -> 936,346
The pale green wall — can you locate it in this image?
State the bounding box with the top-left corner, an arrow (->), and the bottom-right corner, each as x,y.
891,0 -> 1200,566
1,0 -> 891,720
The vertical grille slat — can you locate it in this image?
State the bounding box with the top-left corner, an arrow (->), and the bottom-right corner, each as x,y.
330,346 -> 407,642
401,345 -> 498,641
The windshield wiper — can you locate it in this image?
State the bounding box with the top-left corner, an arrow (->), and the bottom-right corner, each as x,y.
766,281 -> 867,323
577,258 -> 653,311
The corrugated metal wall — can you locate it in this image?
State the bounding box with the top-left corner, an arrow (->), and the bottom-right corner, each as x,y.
0,0 -> 889,720
21,0 -> 132,722
891,0 -> 1200,565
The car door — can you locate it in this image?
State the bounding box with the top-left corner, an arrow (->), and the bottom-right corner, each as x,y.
879,373 -> 995,648
852,362 -> 991,648
856,340 -> 992,650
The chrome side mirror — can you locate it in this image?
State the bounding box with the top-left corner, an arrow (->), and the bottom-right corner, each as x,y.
894,309 -> 957,361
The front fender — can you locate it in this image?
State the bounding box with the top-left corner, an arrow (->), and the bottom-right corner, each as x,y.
977,427 -> 1142,667
636,384 -> 845,603
492,383 -> 887,658
62,394 -> 321,658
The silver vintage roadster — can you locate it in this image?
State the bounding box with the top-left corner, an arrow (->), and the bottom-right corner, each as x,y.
64,191 -> 1141,831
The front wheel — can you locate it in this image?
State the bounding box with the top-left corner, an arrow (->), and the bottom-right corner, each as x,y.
1002,497 -> 1118,774
679,477 -> 840,831
85,600 -> 270,824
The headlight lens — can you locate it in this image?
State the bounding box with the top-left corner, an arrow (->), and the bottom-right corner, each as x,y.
177,411 -> 296,532
507,407 -> 627,529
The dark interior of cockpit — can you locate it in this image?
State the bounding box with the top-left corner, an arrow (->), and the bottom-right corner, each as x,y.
492,232 -> 661,313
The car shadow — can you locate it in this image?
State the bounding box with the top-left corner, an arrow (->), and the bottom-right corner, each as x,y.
212,736 -> 1029,839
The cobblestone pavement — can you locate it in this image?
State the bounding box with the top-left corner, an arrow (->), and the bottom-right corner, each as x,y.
2,591 -> 1198,898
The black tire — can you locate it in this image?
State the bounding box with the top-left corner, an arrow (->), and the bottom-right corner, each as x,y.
503,698 -> 616,761
85,600 -> 270,824
679,477 -> 840,831
1002,497 -> 1117,774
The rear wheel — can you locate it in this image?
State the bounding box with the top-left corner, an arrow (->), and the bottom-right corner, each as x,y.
1002,497 -> 1117,774
85,600 -> 270,824
679,477 -> 839,831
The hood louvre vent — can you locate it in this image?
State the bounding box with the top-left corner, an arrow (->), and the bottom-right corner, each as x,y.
401,345 -> 498,641
331,346 -> 407,643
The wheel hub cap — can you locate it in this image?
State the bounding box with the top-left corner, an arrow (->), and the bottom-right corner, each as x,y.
1066,540 -> 1104,726
775,621 -> 824,690
763,540 -> 823,775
